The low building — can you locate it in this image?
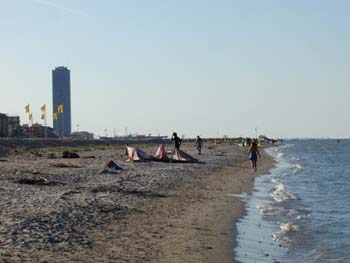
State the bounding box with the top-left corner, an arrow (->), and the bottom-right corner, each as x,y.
21,123 -> 57,138
0,113 -> 21,137
0,113 -> 9,137
8,116 -> 20,136
70,131 -> 94,140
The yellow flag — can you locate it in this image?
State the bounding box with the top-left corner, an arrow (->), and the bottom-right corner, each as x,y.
53,112 -> 58,120
41,104 -> 46,112
25,104 -> 30,113
57,104 -> 64,114
29,113 -> 33,121
41,114 -> 45,120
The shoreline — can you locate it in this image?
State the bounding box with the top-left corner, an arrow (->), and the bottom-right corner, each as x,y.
155,147 -> 275,263
0,142 -> 275,262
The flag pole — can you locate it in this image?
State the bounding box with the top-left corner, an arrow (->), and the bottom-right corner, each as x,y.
41,104 -> 47,139
29,113 -> 32,139
57,104 -> 64,138
28,113 -> 30,139
62,110 -> 64,138
44,113 -> 47,139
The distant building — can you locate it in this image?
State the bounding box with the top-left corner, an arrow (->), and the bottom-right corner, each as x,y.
52,66 -> 71,137
0,113 -> 9,137
8,116 -> 20,135
258,134 -> 277,144
21,123 -> 57,138
0,113 -> 20,137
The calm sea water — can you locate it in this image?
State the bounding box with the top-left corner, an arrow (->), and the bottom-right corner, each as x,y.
235,139 -> 350,263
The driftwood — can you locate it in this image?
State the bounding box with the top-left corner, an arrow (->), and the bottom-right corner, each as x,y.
62,151 -> 80,159
16,176 -> 65,186
51,163 -> 82,168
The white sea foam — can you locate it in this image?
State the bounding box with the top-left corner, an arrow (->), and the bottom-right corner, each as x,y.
279,222 -> 300,233
295,164 -> 303,170
286,209 -> 299,216
296,215 -> 306,220
271,177 -> 284,184
291,156 -> 300,161
272,222 -> 300,247
272,232 -> 292,247
292,163 -> 303,174
257,203 -> 284,216
270,183 -> 298,202
276,152 -> 284,159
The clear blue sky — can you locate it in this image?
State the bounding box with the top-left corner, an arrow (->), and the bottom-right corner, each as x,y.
1,0 -> 349,138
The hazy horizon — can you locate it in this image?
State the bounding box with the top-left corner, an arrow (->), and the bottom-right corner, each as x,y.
1,0 -> 349,138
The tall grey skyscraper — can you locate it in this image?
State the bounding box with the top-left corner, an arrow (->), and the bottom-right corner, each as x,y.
52,66 -> 71,136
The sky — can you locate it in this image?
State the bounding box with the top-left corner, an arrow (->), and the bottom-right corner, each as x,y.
1,0 -> 349,138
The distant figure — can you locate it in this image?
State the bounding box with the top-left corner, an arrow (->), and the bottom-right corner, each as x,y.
246,137 -> 252,146
248,141 -> 261,172
195,136 -> 203,155
171,132 -> 182,150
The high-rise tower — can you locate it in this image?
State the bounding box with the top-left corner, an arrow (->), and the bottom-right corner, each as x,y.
52,66 -> 71,136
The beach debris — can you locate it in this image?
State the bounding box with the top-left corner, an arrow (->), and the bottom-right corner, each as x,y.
99,169 -> 120,174
51,163 -> 82,168
16,176 -> 48,185
83,155 -> 96,159
47,153 -> 57,159
106,160 -> 123,171
215,151 -> 227,156
62,151 -> 80,158
0,159 -> 8,162
61,190 -> 82,196
31,151 -> 43,157
15,176 -> 65,186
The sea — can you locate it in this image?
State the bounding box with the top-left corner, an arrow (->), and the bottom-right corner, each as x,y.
235,139 -> 350,263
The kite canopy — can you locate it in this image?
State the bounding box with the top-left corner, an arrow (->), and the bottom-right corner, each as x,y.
154,144 -> 169,162
126,145 -> 199,163
126,146 -> 149,161
172,149 -> 198,163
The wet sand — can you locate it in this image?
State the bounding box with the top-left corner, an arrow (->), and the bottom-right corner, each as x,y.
0,142 -> 274,262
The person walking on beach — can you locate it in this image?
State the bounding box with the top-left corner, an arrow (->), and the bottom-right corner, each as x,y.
248,140 -> 261,172
171,132 -> 182,150
195,136 -> 203,155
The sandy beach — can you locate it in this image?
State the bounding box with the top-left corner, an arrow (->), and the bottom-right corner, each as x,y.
0,142 -> 274,263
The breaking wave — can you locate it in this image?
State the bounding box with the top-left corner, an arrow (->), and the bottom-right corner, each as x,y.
270,182 -> 298,203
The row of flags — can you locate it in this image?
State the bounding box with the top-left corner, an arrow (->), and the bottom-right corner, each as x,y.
53,104 -> 64,120
24,104 -> 63,121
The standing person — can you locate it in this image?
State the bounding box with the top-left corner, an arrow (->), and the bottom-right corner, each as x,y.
171,132 -> 182,150
195,136 -> 203,155
248,141 -> 261,172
